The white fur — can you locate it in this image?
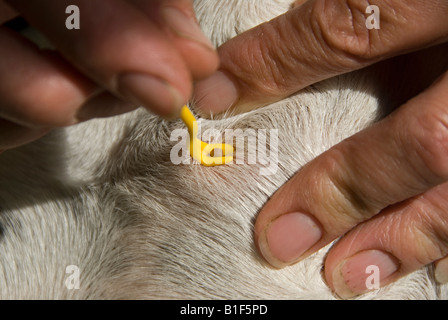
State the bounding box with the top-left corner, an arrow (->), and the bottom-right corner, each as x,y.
0,0 -> 446,299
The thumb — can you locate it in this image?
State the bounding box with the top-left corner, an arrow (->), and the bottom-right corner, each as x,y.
193,0 -> 448,115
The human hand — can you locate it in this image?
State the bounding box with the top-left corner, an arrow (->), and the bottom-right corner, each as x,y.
0,0 -> 218,150
194,0 -> 448,298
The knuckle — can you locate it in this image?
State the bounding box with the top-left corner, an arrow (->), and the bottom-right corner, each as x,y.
312,145 -> 377,233
242,21 -> 296,96
409,105 -> 448,181
313,0 -> 377,60
410,199 -> 448,262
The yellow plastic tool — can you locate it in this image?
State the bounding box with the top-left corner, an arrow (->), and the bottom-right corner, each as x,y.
180,105 -> 233,166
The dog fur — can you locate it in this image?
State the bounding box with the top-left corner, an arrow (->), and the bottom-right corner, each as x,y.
0,0 -> 447,299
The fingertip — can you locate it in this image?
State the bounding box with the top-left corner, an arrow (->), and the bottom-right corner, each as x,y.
328,250 -> 400,299
0,118 -> 50,150
291,0 -> 309,9
75,90 -> 139,122
160,5 -> 220,79
435,256 -> 448,284
256,212 -> 323,269
180,43 -> 219,80
118,72 -> 187,118
193,70 -> 239,114
161,6 -> 215,52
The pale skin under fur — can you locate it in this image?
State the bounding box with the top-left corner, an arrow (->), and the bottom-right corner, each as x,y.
0,0 -> 447,299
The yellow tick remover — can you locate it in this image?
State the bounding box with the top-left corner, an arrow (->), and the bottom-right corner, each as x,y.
180,105 -> 233,166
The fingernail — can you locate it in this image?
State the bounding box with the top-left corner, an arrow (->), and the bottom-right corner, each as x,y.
435,258 -> 448,284
162,6 -> 215,51
118,73 -> 185,118
332,250 -> 400,299
193,71 -> 239,114
76,91 -> 137,122
259,212 -> 322,268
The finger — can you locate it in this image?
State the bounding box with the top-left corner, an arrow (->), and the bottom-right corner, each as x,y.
0,118 -> 50,150
0,27 -> 133,127
435,255 -> 448,284
194,0 -> 448,115
0,1 -> 18,24
291,0 -> 308,8
129,0 -> 219,79
6,0 -> 197,117
323,182 -> 448,299
254,70 -> 448,269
